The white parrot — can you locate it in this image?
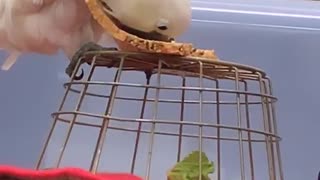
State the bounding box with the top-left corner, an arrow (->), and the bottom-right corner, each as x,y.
0,0 -> 191,79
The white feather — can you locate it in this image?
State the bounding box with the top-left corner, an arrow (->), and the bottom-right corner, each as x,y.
1,51 -> 21,71
0,0 -> 108,70
0,0 -> 191,71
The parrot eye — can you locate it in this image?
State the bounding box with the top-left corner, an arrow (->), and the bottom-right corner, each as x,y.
158,26 -> 168,30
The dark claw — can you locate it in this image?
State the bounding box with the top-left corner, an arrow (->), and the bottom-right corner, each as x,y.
65,42 -> 118,80
73,68 -> 84,80
169,37 -> 175,42
106,47 -> 118,51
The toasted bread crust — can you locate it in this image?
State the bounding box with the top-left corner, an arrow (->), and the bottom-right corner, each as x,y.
85,0 -> 218,59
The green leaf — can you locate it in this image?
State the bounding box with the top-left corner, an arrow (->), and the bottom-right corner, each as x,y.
167,151 -> 214,180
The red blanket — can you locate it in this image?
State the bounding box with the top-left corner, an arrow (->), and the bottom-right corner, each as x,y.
0,166 -> 143,180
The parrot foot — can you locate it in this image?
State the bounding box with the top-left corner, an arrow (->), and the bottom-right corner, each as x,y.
66,42 -> 118,80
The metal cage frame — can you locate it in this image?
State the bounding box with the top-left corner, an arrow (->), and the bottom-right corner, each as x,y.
35,51 -> 284,180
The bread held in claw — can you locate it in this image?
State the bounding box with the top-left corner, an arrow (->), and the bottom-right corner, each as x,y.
85,0 -> 218,60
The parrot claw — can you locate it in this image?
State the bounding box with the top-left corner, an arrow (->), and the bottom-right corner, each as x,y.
66,42 -> 118,80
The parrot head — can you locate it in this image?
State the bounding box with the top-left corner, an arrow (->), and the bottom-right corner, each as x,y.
151,1 -> 192,38
101,0 -> 192,40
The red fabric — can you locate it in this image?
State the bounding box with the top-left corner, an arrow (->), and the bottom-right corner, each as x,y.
0,165 -> 143,180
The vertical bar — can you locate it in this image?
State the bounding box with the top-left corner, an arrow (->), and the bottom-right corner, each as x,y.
198,62 -> 204,180
263,80 -> 276,180
89,57 -> 125,173
233,67 -> 245,180
215,80 -> 221,180
266,77 -> 284,180
55,57 -> 97,167
177,76 -> 186,162
244,81 -> 255,180
145,60 -> 163,180
35,57 -> 85,169
131,72 -> 152,173
257,72 -> 274,180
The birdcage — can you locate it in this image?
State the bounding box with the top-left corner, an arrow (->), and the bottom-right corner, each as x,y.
35,50 -> 284,180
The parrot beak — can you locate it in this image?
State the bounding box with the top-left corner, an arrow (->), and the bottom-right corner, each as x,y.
109,15 -> 173,42
120,24 -> 173,42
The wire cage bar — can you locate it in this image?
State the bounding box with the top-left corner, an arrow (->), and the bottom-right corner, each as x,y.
36,51 -> 284,180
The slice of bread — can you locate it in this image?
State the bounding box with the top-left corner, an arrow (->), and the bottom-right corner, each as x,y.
85,0 -> 218,60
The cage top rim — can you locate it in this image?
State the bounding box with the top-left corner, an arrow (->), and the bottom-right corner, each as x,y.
83,50 -> 267,77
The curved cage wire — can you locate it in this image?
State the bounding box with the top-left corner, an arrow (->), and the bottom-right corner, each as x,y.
36,51 -> 284,180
